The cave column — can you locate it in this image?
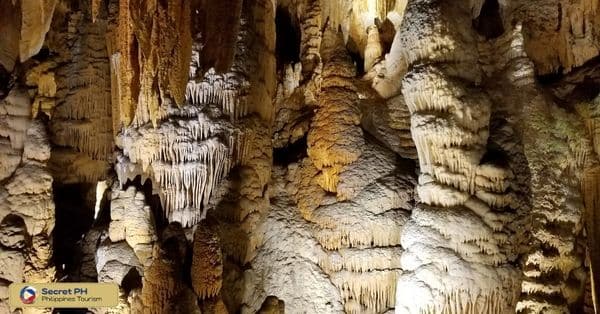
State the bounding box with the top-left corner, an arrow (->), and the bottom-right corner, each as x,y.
394,1 -> 520,313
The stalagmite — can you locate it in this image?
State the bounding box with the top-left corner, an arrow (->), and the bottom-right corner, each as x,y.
517,95 -> 594,313
0,90 -> 55,311
192,220 -> 223,299
364,25 -> 383,72
239,167 -> 344,314
307,27 -> 364,193
109,185 -> 157,266
135,224 -> 200,314
39,9 -> 114,184
289,136 -> 414,312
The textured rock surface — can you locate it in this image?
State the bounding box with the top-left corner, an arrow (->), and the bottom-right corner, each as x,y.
307,27 -> 364,193
3,0 -> 600,313
0,91 -> 55,312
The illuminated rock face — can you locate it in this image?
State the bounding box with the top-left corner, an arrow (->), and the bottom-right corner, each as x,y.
0,90 -> 55,313
307,27 -> 364,193
3,0 -> 600,313
390,2 -> 522,312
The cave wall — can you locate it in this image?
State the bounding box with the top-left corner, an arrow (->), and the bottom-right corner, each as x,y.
1,0 -> 600,313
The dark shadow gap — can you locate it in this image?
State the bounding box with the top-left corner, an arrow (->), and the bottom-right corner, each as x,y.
121,267 -> 143,294
346,37 -> 365,76
52,183 -> 96,280
273,134 -> 307,165
473,0 -> 505,39
275,6 -> 301,70
376,18 -> 396,56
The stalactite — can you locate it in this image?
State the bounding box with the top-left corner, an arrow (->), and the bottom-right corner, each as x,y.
92,0 -> 101,22
299,0 -> 322,79
0,0 -> 20,72
518,0 -> 600,75
112,0 -> 192,127
19,0 -> 57,62
195,0 -> 243,73
113,0 -> 138,127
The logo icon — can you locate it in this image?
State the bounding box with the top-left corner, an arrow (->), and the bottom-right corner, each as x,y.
19,286 -> 36,304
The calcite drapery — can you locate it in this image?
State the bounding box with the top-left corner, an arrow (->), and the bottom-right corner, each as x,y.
113,0 -> 192,127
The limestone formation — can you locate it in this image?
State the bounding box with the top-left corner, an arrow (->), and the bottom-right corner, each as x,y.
307,27 -> 364,193
0,90 -> 55,312
392,1 -> 521,313
191,220 -> 223,299
2,0 -> 600,313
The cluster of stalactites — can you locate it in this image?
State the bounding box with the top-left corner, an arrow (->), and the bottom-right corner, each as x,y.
186,14 -> 258,123
185,68 -> 249,121
115,6 -> 269,229
116,106 -> 246,226
306,27 -> 364,193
